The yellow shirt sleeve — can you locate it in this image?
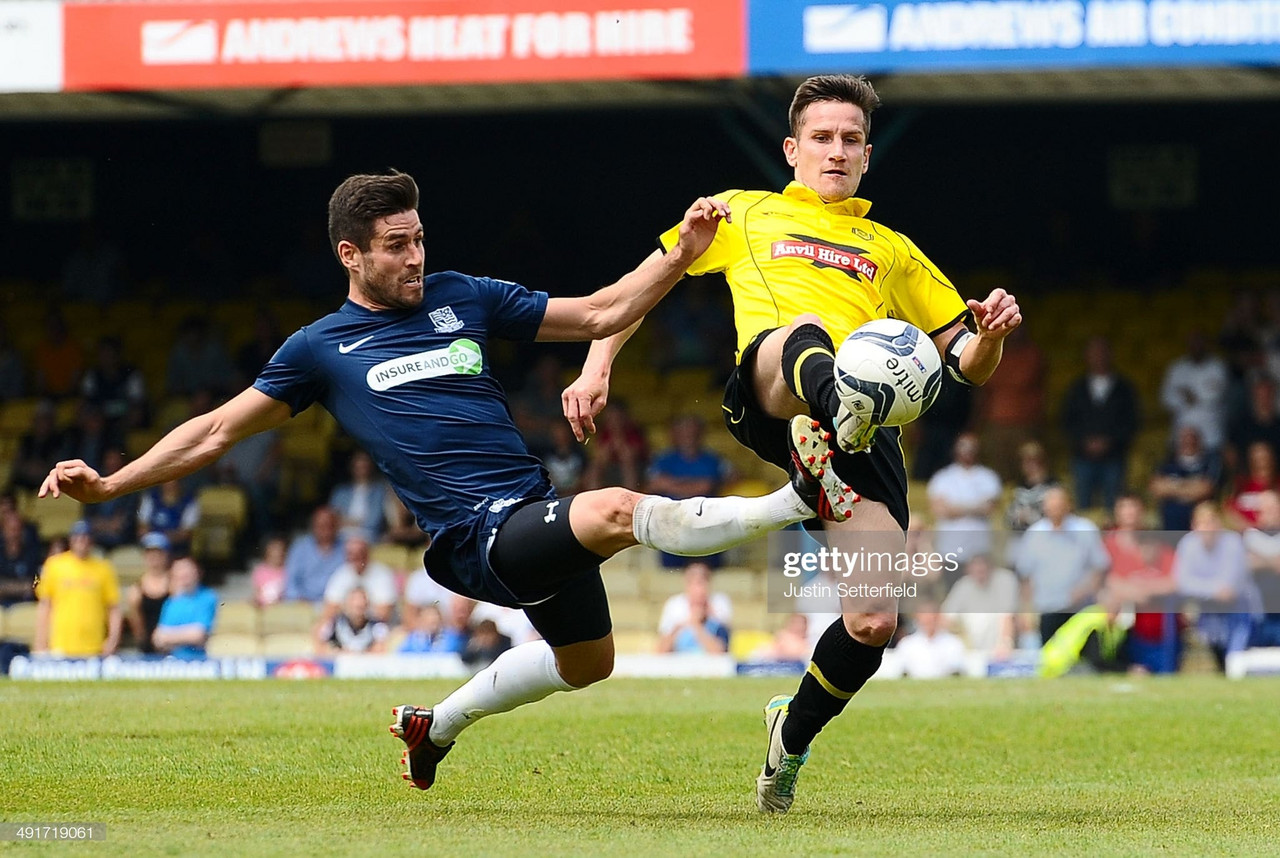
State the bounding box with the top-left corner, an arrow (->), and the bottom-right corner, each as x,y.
33,556 -> 58,601
656,190 -> 745,277
883,231 -> 970,337
101,562 -> 121,607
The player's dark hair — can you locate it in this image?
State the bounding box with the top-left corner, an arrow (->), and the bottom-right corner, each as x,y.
327,169 -> 420,257
789,74 -> 881,137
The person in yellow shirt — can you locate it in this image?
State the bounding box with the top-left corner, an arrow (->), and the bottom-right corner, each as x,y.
34,520 -> 121,657
564,74 -> 1023,813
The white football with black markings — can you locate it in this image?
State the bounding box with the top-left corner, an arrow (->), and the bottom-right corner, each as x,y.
834,318 -> 943,427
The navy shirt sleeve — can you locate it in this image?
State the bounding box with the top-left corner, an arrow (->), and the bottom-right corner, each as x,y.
253,328 -> 328,415
474,276 -> 548,341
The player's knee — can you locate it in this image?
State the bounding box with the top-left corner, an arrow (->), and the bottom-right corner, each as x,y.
597,487 -> 642,536
843,612 -> 897,646
787,313 -> 826,333
557,649 -> 614,688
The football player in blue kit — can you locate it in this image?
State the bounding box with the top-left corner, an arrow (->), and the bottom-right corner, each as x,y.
40,170 -> 849,793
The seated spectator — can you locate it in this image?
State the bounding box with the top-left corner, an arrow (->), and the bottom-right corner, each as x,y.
1242,490 -> 1280,648
927,432 -> 1002,561
511,354 -> 566,456
383,495 -> 429,549
33,521 -> 121,657
283,507 -> 345,603
940,554 -> 1019,656
911,372 -> 973,481
0,508 -> 42,606
401,562 -> 455,628
1004,441 -> 1058,541
895,606 -> 966,679
543,423 -> 587,496
1226,375 -> 1280,474
84,450 -> 139,549
137,480 -> 200,556
582,399 -> 647,491
472,601 -> 539,646
751,613 -> 812,661
250,536 -> 288,608
151,558 -> 217,659
215,425 -> 280,543
32,311 -> 84,399
235,312 -> 283,387
1173,502 -> 1256,670
126,532 -> 171,655
322,537 -> 398,624
1226,441 -> 1280,529
658,583 -> 730,655
462,618 -> 513,668
657,562 -> 733,641
317,588 -> 389,654
0,326 -> 26,402
1038,603 -> 1134,678
1061,337 -> 1140,511
1103,495 -> 1179,673
11,400 -> 66,491
80,336 -> 147,436
647,415 -> 732,568
976,324 -> 1045,483
166,316 -> 233,397
328,451 -> 388,541
1150,425 -> 1221,531
399,603 -> 466,654
1016,487 -> 1110,644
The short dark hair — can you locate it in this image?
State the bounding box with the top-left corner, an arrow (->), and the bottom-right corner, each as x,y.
788,74 -> 882,137
327,170 -> 419,258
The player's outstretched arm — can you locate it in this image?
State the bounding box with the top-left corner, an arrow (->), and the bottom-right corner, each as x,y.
930,287 -> 1023,386
38,387 -> 292,504
535,197 -> 729,343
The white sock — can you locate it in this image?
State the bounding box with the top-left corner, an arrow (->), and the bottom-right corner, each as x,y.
631,485 -> 813,557
429,641 -> 573,746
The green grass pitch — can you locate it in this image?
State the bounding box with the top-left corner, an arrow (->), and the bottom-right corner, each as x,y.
3,677 -> 1278,856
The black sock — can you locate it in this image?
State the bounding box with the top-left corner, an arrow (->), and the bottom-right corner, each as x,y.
781,324 -> 841,419
782,618 -> 887,753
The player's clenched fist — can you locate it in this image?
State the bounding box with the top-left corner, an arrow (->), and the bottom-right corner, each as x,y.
671,196 -> 731,261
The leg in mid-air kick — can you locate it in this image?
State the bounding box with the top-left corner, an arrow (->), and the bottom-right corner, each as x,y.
391,430 -> 859,792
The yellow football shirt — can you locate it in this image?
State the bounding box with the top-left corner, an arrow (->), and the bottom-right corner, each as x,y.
659,182 -> 969,360
34,551 -> 120,657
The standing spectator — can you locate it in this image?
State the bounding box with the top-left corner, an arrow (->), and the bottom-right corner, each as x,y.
1016,486 -> 1110,644
976,325 -> 1046,482
137,480 -> 200,556
1225,375 -> 1280,474
1242,490 -> 1280,648
216,426 -> 281,542
1103,495 -> 1179,673
328,451 -> 389,541
1161,331 -> 1230,452
166,316 -> 233,397
543,423 -> 587,496
33,520 -> 121,657
927,432 -> 1002,562
318,588 -> 389,654
751,613 -> 813,661
895,606 -> 967,678
151,557 -> 218,660
1173,502 -> 1255,670
250,536 -> 288,608
126,532 -> 171,655
910,374 -> 973,481
647,415 -> 731,568
11,401 -> 66,491
657,562 -> 733,641
32,311 -> 84,399
283,506 -> 345,603
1226,441 -> 1280,529
83,450 -> 139,549
582,399 -> 647,491
0,326 -> 26,402
1004,441 -> 1058,537
321,536 -> 398,624
0,508 -> 42,606
80,337 -> 147,437
1061,337 -> 1140,511
657,582 -> 730,655
1149,426 -> 1221,531
940,554 -> 1019,656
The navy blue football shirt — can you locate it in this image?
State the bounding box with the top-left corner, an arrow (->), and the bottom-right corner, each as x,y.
254,272 -> 553,548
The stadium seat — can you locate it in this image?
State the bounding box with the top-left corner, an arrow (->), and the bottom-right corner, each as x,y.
641,569 -> 686,600
206,633 -> 263,657
261,632 -> 316,658
370,543 -> 411,573
611,629 -> 658,654
729,629 -> 775,660
260,602 -> 319,635
662,367 -> 715,397
608,598 -> 654,632
214,601 -> 260,637
599,567 -> 642,599
108,546 -> 147,588
4,602 -> 38,645
30,495 -> 83,541
0,398 -> 39,436
193,485 -> 249,565
733,599 -> 771,632
712,567 -> 764,599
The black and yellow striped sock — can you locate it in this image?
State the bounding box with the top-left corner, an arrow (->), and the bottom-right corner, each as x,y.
781,617 -> 886,753
781,323 -> 842,420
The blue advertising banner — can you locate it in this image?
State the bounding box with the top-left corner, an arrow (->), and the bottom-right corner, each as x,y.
749,0 -> 1280,73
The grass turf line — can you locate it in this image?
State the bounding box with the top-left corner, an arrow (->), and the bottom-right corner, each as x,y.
2,677 -> 1278,856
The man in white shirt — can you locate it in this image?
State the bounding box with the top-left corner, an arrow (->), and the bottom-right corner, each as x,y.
927,433 -> 1002,561
895,607 -> 966,679
322,536 -> 398,624
1161,331 -> 1229,451
657,561 -> 733,639
1016,487 -> 1109,644
940,553 -> 1018,655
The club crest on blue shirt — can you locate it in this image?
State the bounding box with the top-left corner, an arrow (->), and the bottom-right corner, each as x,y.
429,306 -> 464,333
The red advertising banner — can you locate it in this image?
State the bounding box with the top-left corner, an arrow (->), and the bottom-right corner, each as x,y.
62,0 -> 744,91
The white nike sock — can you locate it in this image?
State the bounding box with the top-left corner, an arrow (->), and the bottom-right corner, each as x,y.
429,641 -> 574,746
631,485 -> 813,557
